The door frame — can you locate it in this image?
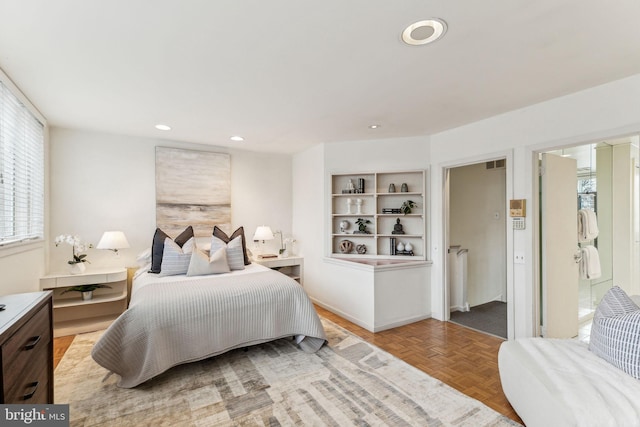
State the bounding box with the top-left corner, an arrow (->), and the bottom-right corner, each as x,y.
441,150 -> 515,340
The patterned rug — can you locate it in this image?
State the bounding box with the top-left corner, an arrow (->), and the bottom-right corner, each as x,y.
55,318 -> 519,426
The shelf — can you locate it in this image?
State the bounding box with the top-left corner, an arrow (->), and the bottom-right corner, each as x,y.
377,213 -> 423,217
378,234 -> 423,238
332,193 -> 375,197
254,256 -> 304,286
53,314 -> 119,338
52,290 -> 127,308
378,191 -> 422,196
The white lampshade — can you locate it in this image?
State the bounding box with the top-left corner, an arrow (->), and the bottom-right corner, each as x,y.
97,231 -> 130,253
253,226 -> 274,241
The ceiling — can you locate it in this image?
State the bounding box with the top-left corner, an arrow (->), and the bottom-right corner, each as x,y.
1,1 -> 639,154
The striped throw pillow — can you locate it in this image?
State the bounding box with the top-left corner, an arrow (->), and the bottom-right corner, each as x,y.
589,286 -> 640,379
159,237 -> 194,276
210,235 -> 245,271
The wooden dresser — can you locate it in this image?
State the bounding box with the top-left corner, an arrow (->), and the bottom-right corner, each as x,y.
0,291 -> 53,404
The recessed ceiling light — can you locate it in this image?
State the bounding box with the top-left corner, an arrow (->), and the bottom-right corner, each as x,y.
230,136 -> 244,142
401,19 -> 447,46
369,124 -> 381,129
155,124 -> 171,131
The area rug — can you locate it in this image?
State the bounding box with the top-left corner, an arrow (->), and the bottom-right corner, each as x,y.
55,318 -> 519,426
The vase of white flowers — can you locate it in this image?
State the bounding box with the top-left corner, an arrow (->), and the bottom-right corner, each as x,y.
55,234 -> 93,274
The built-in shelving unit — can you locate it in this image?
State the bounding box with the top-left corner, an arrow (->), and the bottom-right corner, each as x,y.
330,170 -> 426,260
40,268 -> 127,337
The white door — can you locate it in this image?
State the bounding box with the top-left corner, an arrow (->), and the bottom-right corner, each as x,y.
541,153 -> 579,338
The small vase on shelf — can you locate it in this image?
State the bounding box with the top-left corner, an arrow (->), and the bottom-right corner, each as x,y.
69,262 -> 86,275
346,198 -> 353,214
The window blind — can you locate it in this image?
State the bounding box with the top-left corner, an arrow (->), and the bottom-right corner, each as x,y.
0,80 -> 45,246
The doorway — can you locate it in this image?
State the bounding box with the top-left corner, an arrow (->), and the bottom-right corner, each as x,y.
537,135 -> 640,339
446,160 -> 508,338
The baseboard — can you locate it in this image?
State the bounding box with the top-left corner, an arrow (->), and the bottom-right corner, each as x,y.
372,314 -> 432,332
310,297 -> 431,333
310,298 -> 374,331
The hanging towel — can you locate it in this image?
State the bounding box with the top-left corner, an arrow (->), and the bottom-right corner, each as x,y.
579,245 -> 601,280
578,209 -> 599,242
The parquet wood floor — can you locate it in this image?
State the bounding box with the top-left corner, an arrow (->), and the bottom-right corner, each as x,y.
53,305 -> 523,424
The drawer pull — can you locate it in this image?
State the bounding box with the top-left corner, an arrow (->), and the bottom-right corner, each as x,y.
23,382 -> 39,400
24,335 -> 41,350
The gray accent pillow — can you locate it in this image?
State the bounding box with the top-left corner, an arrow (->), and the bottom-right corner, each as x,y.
213,226 -> 251,265
187,247 -> 230,276
210,235 -> 245,271
589,286 -> 640,379
159,237 -> 194,276
150,226 -> 194,273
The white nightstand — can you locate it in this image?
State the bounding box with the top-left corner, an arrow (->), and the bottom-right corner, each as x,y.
40,267 -> 127,337
254,256 -> 304,285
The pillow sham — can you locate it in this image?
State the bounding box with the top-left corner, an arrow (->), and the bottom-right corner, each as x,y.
213,226 -> 251,265
589,286 -> 640,379
136,248 -> 152,267
159,237 -> 195,276
211,235 -> 245,270
187,247 -> 230,276
149,226 -> 194,273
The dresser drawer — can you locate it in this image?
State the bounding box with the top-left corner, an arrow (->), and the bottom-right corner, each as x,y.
1,303 -> 51,375
3,347 -> 48,404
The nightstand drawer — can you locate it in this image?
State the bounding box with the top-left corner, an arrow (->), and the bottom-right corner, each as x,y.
3,347 -> 48,403
2,304 -> 50,374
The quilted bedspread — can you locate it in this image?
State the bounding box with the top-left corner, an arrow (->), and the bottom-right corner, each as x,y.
91,264 -> 326,388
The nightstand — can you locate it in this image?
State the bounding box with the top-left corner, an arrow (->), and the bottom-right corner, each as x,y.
254,256 -> 304,285
40,267 -> 127,337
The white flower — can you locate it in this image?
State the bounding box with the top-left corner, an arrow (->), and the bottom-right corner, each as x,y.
55,234 -> 93,264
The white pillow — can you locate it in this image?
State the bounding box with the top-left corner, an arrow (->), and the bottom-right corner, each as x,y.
159,237 -> 194,276
187,247 -> 230,276
210,235 -> 245,271
589,286 -> 640,379
136,248 -> 152,267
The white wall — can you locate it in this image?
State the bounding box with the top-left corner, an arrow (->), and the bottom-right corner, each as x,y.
291,143 -> 325,302
48,127 -> 293,273
0,245 -> 46,295
430,73 -> 640,338
450,162 -> 506,307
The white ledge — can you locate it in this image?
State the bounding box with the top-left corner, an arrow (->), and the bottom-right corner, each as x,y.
324,256 -> 431,272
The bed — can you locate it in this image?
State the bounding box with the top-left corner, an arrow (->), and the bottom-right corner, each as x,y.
91,262 -> 326,388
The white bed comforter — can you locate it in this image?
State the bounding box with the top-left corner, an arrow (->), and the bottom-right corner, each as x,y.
91,263 -> 326,388
499,337 -> 640,427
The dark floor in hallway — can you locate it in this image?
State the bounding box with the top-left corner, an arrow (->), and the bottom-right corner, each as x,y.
450,301 -> 507,338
